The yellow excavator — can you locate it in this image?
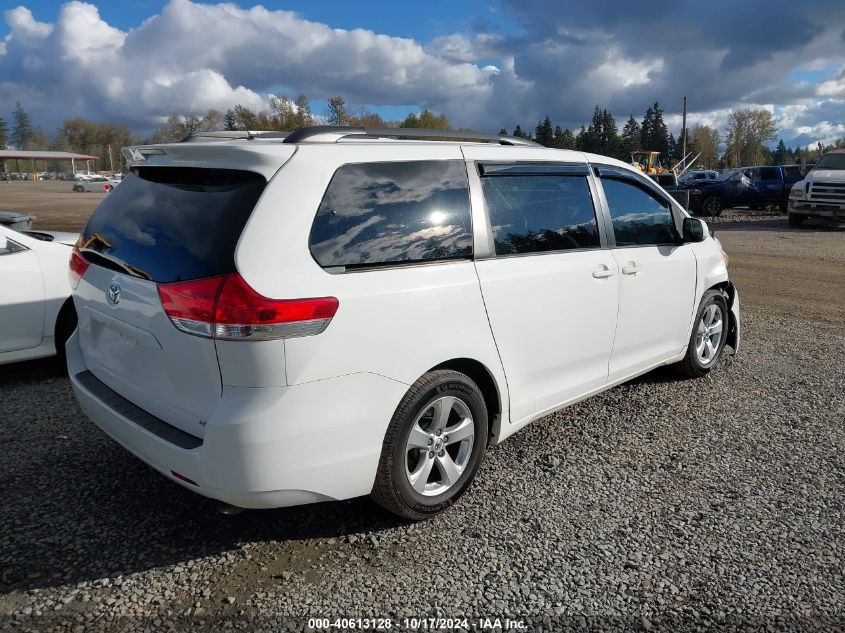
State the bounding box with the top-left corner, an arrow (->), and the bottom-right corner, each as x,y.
632,150 -> 701,178
631,151 -> 665,174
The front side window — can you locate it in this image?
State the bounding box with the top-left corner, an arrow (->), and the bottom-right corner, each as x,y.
309,160 -> 472,268
601,178 -> 678,246
760,167 -> 779,180
481,175 -> 599,255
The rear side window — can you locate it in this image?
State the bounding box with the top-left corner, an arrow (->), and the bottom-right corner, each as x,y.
481,175 -> 599,255
81,168 -> 266,283
601,178 -> 678,246
309,160 -> 471,268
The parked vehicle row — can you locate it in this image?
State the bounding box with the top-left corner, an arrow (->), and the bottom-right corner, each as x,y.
72,176 -> 122,193
66,126 -> 740,520
685,165 -> 805,216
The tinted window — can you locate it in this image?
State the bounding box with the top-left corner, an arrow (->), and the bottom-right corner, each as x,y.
481,175 -> 599,255
81,168 -> 266,283
309,160 -> 471,268
759,167 -> 779,180
601,178 -> 678,246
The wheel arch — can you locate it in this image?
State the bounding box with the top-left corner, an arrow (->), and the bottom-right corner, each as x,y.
53,297 -> 78,348
705,281 -> 739,353
428,357 -> 503,447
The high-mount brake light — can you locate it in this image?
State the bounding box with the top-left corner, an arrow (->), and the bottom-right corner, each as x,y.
157,273 -> 339,340
69,247 -> 90,289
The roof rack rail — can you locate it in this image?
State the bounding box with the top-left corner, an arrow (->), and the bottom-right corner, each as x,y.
281,125 -> 540,146
180,130 -> 288,142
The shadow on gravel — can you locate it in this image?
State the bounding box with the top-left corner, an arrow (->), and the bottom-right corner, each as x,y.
1,462 -> 404,595
0,363 -> 406,595
0,356 -> 67,385
0,352 -> 726,594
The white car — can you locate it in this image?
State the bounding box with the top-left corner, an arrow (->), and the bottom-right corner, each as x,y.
68,127 -> 740,520
73,177 -> 120,193
0,224 -> 78,365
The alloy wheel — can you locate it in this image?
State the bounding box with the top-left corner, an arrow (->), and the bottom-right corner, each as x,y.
404,396 -> 475,497
695,303 -> 724,366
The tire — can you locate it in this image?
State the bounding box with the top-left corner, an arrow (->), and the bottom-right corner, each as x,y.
73,185 -> 83,192
371,370 -> 488,520
701,196 -> 724,217
788,213 -> 806,228
54,300 -> 78,371
675,290 -> 729,378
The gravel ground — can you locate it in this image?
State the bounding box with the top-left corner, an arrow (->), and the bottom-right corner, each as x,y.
1,213 -> 844,632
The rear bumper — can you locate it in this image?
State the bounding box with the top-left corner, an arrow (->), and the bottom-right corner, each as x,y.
67,331 -> 409,509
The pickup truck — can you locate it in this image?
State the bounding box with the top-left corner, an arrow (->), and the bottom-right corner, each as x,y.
788,150 -> 845,227
686,165 -> 805,216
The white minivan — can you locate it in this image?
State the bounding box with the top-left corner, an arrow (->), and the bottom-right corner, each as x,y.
68,127 -> 740,520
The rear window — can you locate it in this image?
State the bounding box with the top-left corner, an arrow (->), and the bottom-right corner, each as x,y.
80,168 -> 266,283
309,160 -> 472,269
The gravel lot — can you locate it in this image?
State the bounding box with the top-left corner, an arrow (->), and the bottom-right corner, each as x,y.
1,207 -> 843,632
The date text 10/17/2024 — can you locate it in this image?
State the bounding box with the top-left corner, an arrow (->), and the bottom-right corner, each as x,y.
307,617 -> 527,630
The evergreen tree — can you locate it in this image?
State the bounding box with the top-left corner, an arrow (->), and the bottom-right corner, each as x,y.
498,128 -> 508,136
598,108 -> 619,157
575,124 -> 589,151
667,132 -> 677,161
0,116 -> 7,148
512,124 -> 528,139
327,96 -> 349,126
620,114 -> 640,158
578,106 -> 619,155
551,125 -> 576,149
640,101 -> 668,154
534,115 -> 555,147
11,102 -> 33,149
772,139 -> 789,165
223,109 -> 237,131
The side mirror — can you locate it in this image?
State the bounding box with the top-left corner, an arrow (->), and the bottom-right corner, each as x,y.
683,217 -> 706,243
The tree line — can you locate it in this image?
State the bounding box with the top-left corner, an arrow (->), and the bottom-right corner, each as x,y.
503,102 -> 842,170
2,96 -> 843,174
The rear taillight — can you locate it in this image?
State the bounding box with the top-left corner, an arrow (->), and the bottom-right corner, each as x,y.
157,273 -> 339,341
69,247 -> 90,289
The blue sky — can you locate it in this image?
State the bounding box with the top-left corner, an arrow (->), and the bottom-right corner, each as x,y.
2,0 -> 845,147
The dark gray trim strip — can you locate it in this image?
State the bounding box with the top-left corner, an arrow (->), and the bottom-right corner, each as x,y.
75,370 -> 203,450
479,163 -> 590,176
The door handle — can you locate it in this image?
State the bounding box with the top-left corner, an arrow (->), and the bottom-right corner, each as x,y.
621,263 -> 641,275
591,266 -> 615,279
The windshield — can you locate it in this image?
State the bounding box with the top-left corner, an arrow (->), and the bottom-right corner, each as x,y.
814,153 -> 845,170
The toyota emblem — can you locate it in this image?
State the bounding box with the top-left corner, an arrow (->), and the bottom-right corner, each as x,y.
106,282 -> 121,306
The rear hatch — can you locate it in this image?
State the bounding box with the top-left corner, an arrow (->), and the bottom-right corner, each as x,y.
73,167 -> 267,439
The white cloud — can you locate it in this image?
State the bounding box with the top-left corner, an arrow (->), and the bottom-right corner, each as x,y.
0,0 -> 498,130
588,54 -> 664,90
0,0 -> 844,148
